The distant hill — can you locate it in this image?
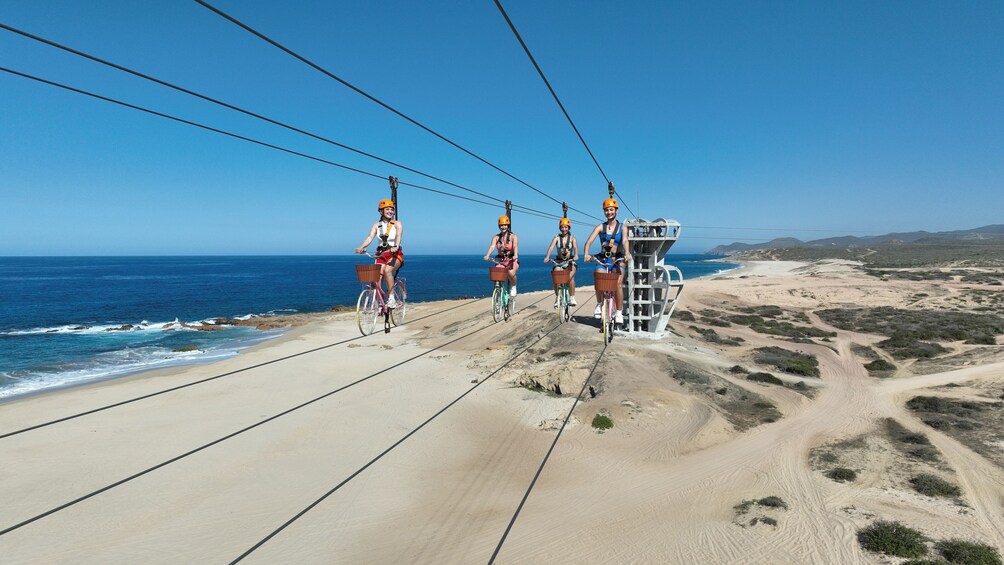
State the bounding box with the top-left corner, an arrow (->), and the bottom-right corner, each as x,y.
707,224 -> 1004,255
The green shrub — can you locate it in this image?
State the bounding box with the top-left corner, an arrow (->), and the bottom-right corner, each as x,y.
759,516 -> 777,526
674,366 -> 710,385
729,365 -> 749,374
878,334 -> 951,360
907,396 -> 988,414
865,359 -> 896,372
676,310 -> 696,321
935,539 -> 1002,565
816,307 -> 1004,345
965,334 -> 997,345
754,346 -> 820,377
885,418 -> 932,445
827,468 -> 857,482
910,474 -> 961,498
715,387 -> 728,395
909,447 -> 941,462
697,328 -> 744,346
747,372 -> 783,386
857,521 -> 928,558
591,414 -> 613,430
757,496 -> 787,509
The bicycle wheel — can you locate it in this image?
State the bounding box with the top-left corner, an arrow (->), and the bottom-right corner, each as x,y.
503,283 -> 513,321
601,295 -> 609,341
555,287 -> 564,324
562,286 -> 571,323
356,288 -> 379,336
390,279 -> 407,326
555,285 -> 567,324
491,285 -> 503,323
606,298 -> 615,343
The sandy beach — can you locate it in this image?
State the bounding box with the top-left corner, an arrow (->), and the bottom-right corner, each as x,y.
2,260 -> 1003,564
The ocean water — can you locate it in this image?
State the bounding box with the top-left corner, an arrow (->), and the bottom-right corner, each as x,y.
0,255 -> 736,399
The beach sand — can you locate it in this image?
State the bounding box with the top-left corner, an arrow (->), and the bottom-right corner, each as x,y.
2,261 -> 1003,563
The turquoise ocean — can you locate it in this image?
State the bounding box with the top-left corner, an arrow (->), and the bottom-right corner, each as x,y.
0,255 -> 737,400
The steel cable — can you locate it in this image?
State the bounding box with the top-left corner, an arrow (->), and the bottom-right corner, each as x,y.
192,0 -> 601,222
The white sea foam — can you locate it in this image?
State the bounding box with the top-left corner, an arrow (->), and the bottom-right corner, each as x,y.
0,332 -> 280,400
0,310 -> 296,337
1,320 -> 200,336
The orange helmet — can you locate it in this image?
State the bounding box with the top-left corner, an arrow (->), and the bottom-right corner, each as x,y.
497,215 -> 511,226
377,199 -> 395,211
559,218 -> 571,228
602,198 -> 618,210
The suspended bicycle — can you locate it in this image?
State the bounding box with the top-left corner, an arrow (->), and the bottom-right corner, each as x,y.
593,270 -> 619,343
550,260 -> 573,324
488,260 -> 515,323
355,255 -> 407,336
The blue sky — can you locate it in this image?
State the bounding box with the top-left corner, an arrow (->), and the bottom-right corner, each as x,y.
1,0 -> 1001,255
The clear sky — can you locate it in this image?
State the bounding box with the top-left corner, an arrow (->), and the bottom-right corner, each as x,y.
1,0 -> 1002,255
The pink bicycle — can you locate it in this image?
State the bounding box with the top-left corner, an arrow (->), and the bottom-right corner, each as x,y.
354,256 -> 407,336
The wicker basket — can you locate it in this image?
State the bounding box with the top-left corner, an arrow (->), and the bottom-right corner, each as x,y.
355,264 -> 383,283
551,269 -> 572,285
593,271 -> 621,292
489,266 -> 509,282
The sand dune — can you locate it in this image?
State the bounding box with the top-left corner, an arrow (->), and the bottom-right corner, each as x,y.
1,261 -> 1002,563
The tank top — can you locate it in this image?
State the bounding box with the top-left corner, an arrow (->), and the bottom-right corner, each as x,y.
555,233 -> 573,261
496,232 -> 515,258
376,220 -> 398,251
599,220 -> 622,255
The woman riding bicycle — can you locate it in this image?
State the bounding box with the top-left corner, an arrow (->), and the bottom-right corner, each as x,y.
355,199 -> 404,307
583,197 -> 632,325
483,215 -> 519,297
544,217 -> 578,308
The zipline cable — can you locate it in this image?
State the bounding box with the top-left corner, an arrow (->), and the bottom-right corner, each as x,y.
192,0 -> 601,222
492,0 -> 637,219
0,23 -> 579,223
230,299 -> 592,563
488,341 -> 606,564
0,291 -> 554,537
0,66 -> 564,222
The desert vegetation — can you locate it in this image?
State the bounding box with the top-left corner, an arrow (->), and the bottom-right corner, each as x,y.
753,346 -> 820,377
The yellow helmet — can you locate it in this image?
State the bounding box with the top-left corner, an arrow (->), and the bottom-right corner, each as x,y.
559,218 -> 571,228
602,198 -> 618,210
497,215 -> 511,226
377,199 -> 395,211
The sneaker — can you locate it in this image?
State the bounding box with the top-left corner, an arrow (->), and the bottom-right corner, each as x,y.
593,304 -> 602,319
569,296 -> 577,306
553,299 -> 560,308
510,286 -> 517,297
615,310 -> 624,324
387,295 -> 398,308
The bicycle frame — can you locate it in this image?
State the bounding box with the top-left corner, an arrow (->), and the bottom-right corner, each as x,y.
551,261 -> 573,324
356,282 -> 391,336
490,260 -> 514,323
600,290 -> 615,343
356,253 -> 407,335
